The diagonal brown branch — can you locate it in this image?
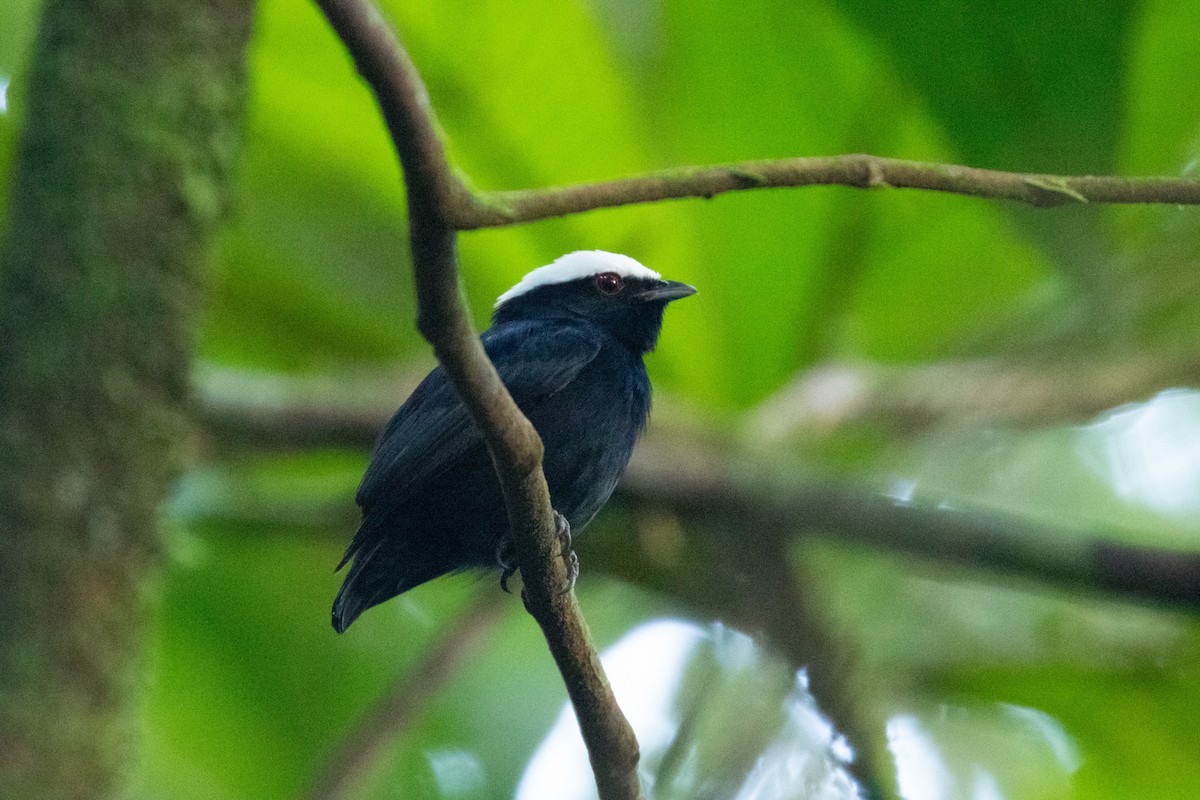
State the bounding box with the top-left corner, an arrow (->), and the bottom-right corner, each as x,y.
312,2 -> 643,798
455,156 -> 1200,229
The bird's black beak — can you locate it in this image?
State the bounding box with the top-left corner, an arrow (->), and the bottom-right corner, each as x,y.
637,279 -> 697,303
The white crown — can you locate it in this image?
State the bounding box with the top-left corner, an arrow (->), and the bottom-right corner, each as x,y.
494,251 -> 661,308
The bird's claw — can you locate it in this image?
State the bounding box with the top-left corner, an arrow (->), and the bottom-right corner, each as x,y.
500,566 -> 518,594
496,537 -> 517,594
497,511 -> 578,596
554,510 -> 579,595
562,550 -> 580,595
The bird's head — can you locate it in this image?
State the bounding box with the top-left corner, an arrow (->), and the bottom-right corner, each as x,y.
492,251 -> 696,353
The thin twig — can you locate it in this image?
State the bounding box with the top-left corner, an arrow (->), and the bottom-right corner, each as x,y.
305,591 -> 504,800
455,156 -> 1200,229
312,2 -> 643,798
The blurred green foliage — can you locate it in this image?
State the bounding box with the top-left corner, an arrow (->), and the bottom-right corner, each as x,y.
3,0 -> 1200,797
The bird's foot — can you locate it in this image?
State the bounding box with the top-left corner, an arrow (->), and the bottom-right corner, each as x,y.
496,537 -> 518,594
554,510 -> 579,595
497,512 -> 578,597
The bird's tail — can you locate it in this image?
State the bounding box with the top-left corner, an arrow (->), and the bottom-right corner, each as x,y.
331,535 -> 385,634
331,520 -> 445,633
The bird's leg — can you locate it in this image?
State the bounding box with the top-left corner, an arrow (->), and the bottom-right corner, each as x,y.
554,510 -> 579,594
495,537 -> 518,594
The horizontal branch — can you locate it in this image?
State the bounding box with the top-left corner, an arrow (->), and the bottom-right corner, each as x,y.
191,362 -> 425,451
455,155 -> 1200,229
624,436 -> 1200,614
194,383 -> 1200,614
197,383 -> 1197,798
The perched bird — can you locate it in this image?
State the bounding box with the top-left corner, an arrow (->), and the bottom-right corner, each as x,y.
332,251 -> 696,632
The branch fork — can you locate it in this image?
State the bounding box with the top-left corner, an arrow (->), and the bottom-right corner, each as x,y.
309,3 -> 1200,797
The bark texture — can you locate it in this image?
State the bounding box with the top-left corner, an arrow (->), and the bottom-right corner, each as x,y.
0,0 -> 253,797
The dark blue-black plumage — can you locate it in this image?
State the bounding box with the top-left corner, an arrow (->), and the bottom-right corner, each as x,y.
332,251 -> 695,632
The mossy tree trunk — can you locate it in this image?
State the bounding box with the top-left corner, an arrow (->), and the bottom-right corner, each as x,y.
0,0 -> 253,797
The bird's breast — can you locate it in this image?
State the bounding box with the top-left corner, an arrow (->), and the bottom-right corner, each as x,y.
524,346 -> 650,528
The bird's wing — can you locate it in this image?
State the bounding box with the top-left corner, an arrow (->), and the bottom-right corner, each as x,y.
355,322 -> 602,509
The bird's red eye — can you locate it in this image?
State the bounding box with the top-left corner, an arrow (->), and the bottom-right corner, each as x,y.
594,272 -> 624,296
